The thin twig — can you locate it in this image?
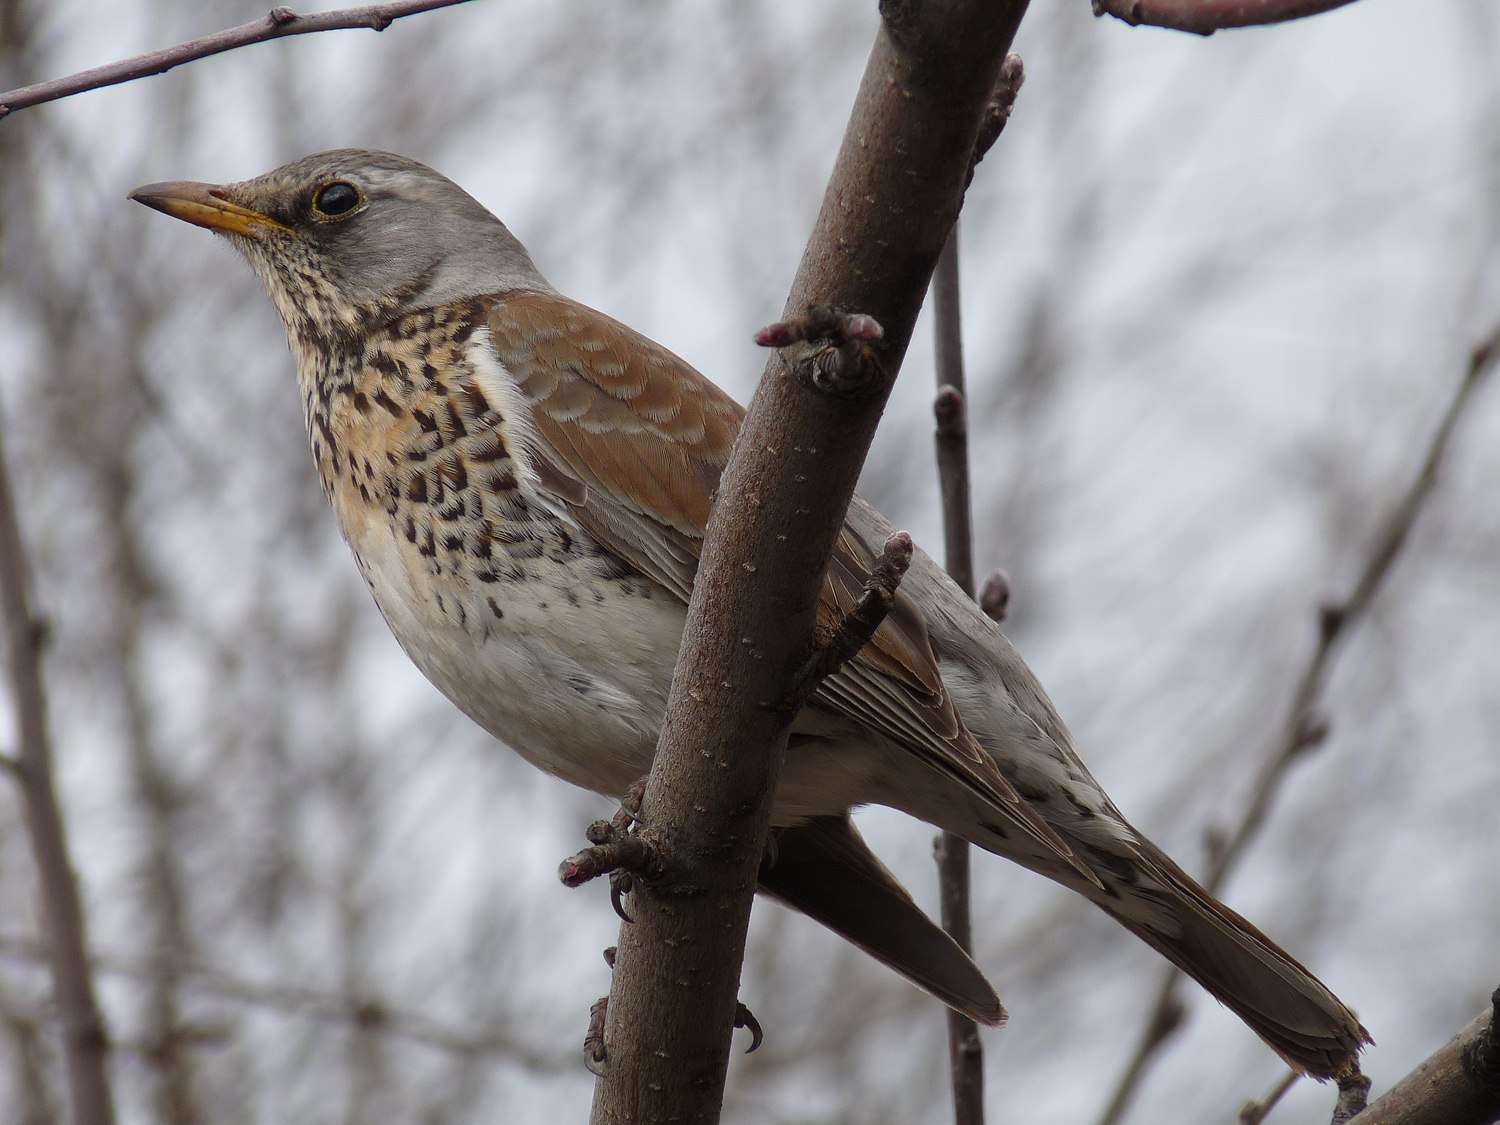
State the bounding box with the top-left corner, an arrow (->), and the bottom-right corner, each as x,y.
1240,1070 -> 1299,1124
0,425 -> 117,1125
780,532 -> 915,718
1091,0 -> 1364,36
1096,323 -> 1500,1125
932,230 -> 986,1125
0,930 -> 565,1072
0,1 -> 477,119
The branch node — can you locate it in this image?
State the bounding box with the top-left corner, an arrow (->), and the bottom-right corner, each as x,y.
1331,1068 -> 1371,1123
776,531 -> 914,716
934,384 -> 966,434
268,6 -> 298,26
755,306 -> 886,400
1318,601 -> 1346,644
979,569 -> 1011,623
1292,710 -> 1331,754
969,52 -> 1026,182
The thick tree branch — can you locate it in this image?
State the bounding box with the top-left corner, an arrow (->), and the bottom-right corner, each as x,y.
588,2 -> 1031,1120
1344,990 -> 1500,1125
0,425 -> 117,1124
1097,321 -> 1500,1125
1091,0 -> 1365,36
0,1 -> 476,119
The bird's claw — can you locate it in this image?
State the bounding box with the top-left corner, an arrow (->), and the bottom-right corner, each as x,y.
735,1001 -> 764,1054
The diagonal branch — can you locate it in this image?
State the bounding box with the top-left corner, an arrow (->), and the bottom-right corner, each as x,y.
0,1 -> 477,119
1091,0 -> 1365,36
0,423 -> 117,1124
1095,320 -> 1500,1125
1344,989 -> 1500,1125
588,2 -> 1032,1119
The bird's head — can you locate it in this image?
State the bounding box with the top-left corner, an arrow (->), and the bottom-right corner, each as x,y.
130,148 -> 549,348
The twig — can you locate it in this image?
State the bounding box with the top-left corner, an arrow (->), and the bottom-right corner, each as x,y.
0,929 -> 564,1072
1344,989 -> 1500,1125
589,4 -> 1030,1114
968,54 -> 1025,186
932,230 -> 986,1125
780,532 -> 915,718
1240,1070 -> 1299,1124
1095,325 -> 1500,1125
0,425 -> 117,1124
0,1 -> 477,119
1090,0 -> 1364,36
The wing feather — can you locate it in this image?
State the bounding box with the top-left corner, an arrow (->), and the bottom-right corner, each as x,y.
485,290 -> 1085,874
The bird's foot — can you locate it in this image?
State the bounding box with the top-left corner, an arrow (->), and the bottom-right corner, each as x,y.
734,1001 -> 764,1054
583,948 -> 615,1076
583,945 -> 763,1076
560,777 -> 689,912
558,817 -> 664,894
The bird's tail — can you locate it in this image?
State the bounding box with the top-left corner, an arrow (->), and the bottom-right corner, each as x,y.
1083,835 -> 1370,1079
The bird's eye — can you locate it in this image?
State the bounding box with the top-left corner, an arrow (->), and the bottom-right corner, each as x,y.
311,182 -> 361,219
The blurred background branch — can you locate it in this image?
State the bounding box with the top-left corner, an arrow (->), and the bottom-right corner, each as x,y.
0,426 -> 116,1124
0,0 -> 477,118
1097,315 -> 1500,1125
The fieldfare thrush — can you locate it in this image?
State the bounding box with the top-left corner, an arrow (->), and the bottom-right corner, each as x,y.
130,149 -> 1368,1077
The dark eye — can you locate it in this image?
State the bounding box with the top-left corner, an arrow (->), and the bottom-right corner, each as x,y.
312,182 -> 361,218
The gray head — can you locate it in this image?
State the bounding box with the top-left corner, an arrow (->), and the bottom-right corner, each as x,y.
130,149 -> 551,346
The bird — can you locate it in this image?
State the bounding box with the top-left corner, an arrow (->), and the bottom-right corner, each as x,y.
130,149 -> 1368,1078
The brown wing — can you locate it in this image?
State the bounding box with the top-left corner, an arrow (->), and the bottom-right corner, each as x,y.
485,290 -> 1083,873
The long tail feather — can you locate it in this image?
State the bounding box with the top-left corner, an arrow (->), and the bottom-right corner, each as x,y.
758,815 -> 1006,1027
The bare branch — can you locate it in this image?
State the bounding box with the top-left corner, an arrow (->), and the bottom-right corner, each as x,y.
932,232 -> 985,1124
0,1 -> 477,119
0,426 -> 117,1124
589,3 -> 1032,1117
1096,324 -> 1500,1125
1091,0 -> 1365,36
1239,1071 -> 1299,1124
1344,990 -> 1500,1125
780,531 -> 914,717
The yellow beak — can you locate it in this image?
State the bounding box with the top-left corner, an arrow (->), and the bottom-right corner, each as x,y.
128,181 -> 289,238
